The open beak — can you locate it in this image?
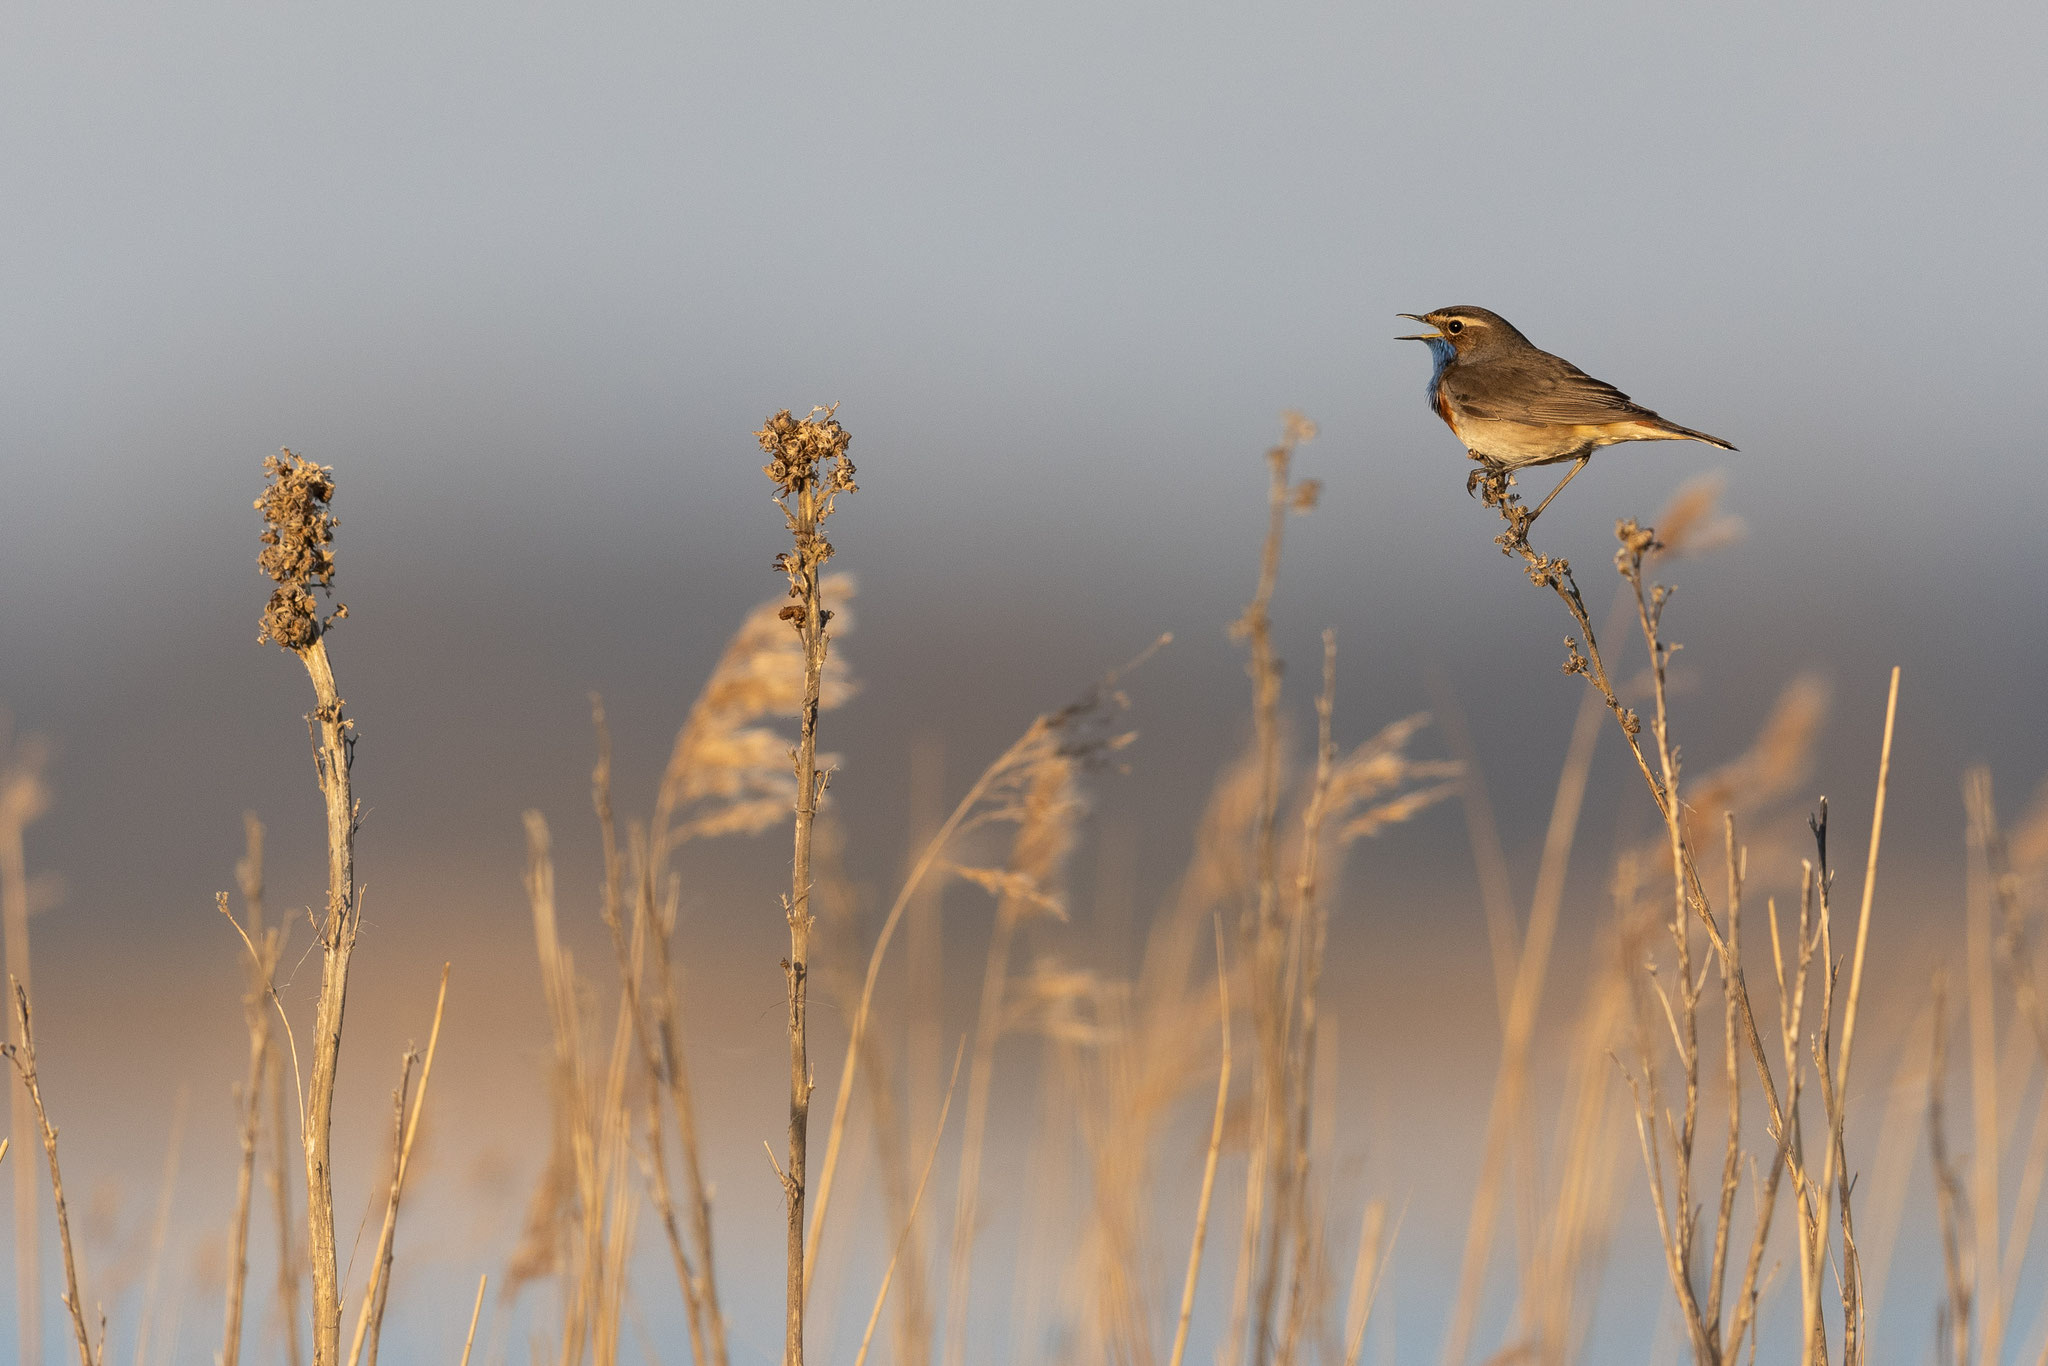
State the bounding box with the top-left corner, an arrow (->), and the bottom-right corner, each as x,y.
1396,313 -> 1443,342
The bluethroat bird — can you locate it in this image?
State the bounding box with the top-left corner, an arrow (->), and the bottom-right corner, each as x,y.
1398,306 -> 1735,522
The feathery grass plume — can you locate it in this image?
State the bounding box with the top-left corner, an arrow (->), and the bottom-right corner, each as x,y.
759,404 -> 857,1366
651,575 -> 856,858
255,449 -> 361,1366
1648,473 -> 1744,563
1,715 -> 53,1366
940,653 -> 1147,1366
805,638 -> 1159,1322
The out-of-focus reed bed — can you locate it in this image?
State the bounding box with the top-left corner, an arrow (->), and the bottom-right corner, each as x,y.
2,419 -> 2046,1366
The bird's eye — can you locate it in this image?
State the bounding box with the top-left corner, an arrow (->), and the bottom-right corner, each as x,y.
1446,319 -> 1464,334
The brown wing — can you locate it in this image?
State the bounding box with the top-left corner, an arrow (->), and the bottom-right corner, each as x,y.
1444,348 -> 1659,426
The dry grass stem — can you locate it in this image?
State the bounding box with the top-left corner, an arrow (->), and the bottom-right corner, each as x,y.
594,697 -> 730,1366
1168,916 -> 1234,1366
853,1041 -> 964,1366
348,963 -> 451,1366
222,815 -> 281,1366
1340,1203 -> 1394,1366
3,978 -> 99,1366
2,717 -> 52,1366
460,1274 -> 487,1366
133,1087 -> 189,1366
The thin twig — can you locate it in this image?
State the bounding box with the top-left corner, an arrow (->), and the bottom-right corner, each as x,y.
459,1274 -> 486,1366
1169,916 -> 1235,1366
3,978 -> 97,1366
852,1042 -> 965,1366
350,964 -> 451,1366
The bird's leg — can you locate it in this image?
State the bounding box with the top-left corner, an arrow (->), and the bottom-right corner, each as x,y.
1525,455 -> 1591,525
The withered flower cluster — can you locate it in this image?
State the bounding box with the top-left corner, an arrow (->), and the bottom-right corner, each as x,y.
255,450 -> 347,650
759,406 -> 857,625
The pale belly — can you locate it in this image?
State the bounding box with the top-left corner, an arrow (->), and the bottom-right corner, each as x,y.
1445,414 -> 1599,468
1446,413 -> 1676,469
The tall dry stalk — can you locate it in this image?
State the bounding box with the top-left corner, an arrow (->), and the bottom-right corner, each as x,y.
515,810 -> 641,1363
757,406 -> 858,1366
3,978 -> 98,1366
1,718 -> 52,1366
636,570 -> 858,1363
1442,475 -> 1746,1366
1168,916 -> 1233,1366
270,1012 -> 305,1366
1230,412 -> 1317,1366
255,450 -> 362,1366
1922,767 -> 2048,1366
1475,473 -> 1894,1365
1219,418 -> 1456,1366
222,815 -> 282,1366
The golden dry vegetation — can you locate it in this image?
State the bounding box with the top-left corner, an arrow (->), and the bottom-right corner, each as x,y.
3,412 -> 2046,1366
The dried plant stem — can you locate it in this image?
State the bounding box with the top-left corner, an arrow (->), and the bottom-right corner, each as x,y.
271,1033 -> 305,1366
292,634 -> 362,1366
1340,1204 -> 1393,1366
1965,774 -> 2004,1366
758,407 -> 855,1366
1,736 -> 48,1366
1232,416 -> 1314,1366
1834,667 -> 1899,1099
3,978 -> 97,1366
1485,492 -> 1786,1139
223,815 -> 278,1366
853,1042 -> 963,1366
807,726 -> 1019,1295
784,508 -> 829,1366
1928,975 -> 1972,1366
941,900 -> 1023,1366
133,1087 -> 188,1366
459,1274 -> 486,1366
1169,917 -> 1234,1366
348,964 -> 450,1366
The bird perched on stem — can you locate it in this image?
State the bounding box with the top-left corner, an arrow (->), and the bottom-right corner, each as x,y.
1399,306 -> 1735,523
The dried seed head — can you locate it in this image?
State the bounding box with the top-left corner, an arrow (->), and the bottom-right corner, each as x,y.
757,405 -> 853,497
1281,411 -> 1318,446
255,450 -> 345,650
1614,518 -> 1659,560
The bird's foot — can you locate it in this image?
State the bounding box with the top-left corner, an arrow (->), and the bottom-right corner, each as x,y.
1467,460 -> 1515,508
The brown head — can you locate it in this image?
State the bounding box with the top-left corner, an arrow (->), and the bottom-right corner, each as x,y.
1396,306 -> 1532,357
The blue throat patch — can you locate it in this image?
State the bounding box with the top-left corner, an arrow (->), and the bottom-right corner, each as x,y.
1421,336 -> 1456,411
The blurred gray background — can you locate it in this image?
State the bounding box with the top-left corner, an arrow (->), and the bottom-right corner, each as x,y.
3,2 -> 2045,1362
